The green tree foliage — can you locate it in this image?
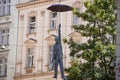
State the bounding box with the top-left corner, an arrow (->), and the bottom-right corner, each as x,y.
64,0 -> 117,80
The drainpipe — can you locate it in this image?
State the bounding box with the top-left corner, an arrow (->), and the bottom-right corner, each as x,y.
116,0 -> 120,80
14,0 -> 20,78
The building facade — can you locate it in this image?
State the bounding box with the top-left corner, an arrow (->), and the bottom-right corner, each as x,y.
0,0 -> 19,80
14,0 -> 85,80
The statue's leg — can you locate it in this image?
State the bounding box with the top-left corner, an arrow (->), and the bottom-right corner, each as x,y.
59,59 -> 65,78
53,60 -> 58,78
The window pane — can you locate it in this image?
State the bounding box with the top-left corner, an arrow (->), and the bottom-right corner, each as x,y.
6,29 -> 9,33
48,45 -> 53,63
0,1 -> 1,5
7,5 -> 10,14
5,65 -> 7,76
27,48 -> 34,67
2,35 -> 4,45
50,12 -> 57,29
2,6 -> 5,15
27,57 -> 32,67
73,15 -> 79,25
52,13 -> 57,18
2,0 -> 6,4
7,34 -> 9,45
0,7 -> 1,15
48,45 -> 53,71
30,17 -> 35,22
29,17 -> 36,34
0,58 -> 7,76
2,30 -> 5,34
8,0 -> 11,3
0,66 -> 2,76
0,59 -> 2,64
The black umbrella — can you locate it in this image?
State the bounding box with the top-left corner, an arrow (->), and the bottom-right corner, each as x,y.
47,4 -> 73,12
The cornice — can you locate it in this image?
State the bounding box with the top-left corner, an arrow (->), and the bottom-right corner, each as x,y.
16,0 -> 66,10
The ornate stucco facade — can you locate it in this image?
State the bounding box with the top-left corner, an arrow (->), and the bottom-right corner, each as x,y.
0,0 -> 19,80
14,0 -> 85,80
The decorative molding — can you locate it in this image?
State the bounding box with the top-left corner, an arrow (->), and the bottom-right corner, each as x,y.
26,33 -> 36,37
16,61 -> 22,65
16,0 -> 66,10
45,34 -> 56,45
41,11 -> 45,16
0,21 -> 11,27
63,55 -> 66,58
72,0 -> 82,8
14,71 -> 67,80
68,31 -> 81,37
24,38 -> 37,44
45,34 -> 55,41
37,57 -> 43,62
24,38 -> 37,48
25,67 -> 35,73
68,31 -> 81,42
47,29 -> 58,34
28,11 -> 36,17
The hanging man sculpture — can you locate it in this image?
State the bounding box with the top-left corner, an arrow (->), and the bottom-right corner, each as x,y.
52,24 -> 66,80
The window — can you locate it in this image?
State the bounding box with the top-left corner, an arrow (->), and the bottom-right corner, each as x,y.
48,45 -> 53,70
50,12 -> 57,29
1,30 -> 5,45
30,0 -> 34,1
0,29 -> 9,46
0,6 -> 1,15
0,58 -> 7,76
6,29 -> 9,45
73,8 -> 80,25
28,16 -> 36,34
27,48 -> 34,68
0,0 -> 11,16
3,0 -> 6,4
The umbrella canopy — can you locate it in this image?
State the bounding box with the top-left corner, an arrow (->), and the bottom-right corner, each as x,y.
47,4 -> 73,12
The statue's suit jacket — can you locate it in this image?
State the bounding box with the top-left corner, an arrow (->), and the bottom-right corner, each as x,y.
52,43 -> 63,62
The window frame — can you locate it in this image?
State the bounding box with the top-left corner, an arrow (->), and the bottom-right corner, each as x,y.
28,16 -> 36,34
50,12 -> 57,29
26,48 -> 34,68
48,45 -> 53,71
6,29 -> 9,45
1,28 -> 9,46
0,0 -> 11,16
0,58 -> 7,77
73,8 -> 80,25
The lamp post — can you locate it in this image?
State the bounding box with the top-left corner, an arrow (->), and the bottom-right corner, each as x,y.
116,0 -> 120,80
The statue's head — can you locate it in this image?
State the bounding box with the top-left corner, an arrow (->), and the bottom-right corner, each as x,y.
51,34 -> 59,44
55,36 -> 59,44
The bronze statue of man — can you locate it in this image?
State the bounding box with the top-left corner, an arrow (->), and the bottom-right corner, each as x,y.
52,24 -> 66,80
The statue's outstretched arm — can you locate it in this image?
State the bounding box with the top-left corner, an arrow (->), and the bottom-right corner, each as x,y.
58,24 -> 61,44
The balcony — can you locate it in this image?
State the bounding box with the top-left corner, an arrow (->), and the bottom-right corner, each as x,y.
0,76 -> 7,80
